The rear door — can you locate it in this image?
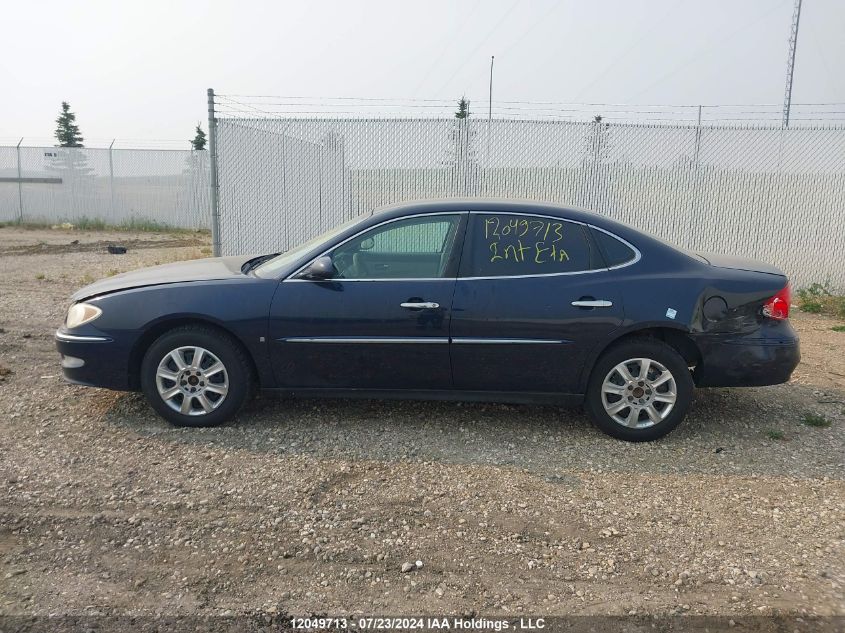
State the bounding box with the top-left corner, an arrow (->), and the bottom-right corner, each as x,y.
450,211 -> 626,394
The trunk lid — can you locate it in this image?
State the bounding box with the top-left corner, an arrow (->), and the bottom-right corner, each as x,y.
697,252 -> 785,277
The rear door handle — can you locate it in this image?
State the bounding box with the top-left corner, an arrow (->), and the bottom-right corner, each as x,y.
571,299 -> 613,308
400,302 -> 440,310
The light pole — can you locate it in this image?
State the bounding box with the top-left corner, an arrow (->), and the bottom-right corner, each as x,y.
487,55 -> 494,161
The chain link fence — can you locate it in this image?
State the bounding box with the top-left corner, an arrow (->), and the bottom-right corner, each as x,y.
0,145 -> 209,228
214,113 -> 845,289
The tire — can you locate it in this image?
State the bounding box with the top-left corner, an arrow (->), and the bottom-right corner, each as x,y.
140,325 -> 253,427
584,338 -> 694,442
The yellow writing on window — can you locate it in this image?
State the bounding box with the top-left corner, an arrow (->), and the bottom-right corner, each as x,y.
484,216 -> 569,265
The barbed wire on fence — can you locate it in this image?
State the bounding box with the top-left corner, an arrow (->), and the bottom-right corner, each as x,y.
213,95 -> 845,125
0,138 -> 197,150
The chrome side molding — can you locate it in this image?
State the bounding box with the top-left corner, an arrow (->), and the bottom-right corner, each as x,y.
451,338 -> 570,345
280,337 -> 449,344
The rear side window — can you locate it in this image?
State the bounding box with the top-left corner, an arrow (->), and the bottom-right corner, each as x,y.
462,213 -> 595,277
591,228 -> 638,267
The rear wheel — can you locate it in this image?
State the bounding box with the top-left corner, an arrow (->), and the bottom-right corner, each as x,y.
585,339 -> 694,441
140,325 -> 253,427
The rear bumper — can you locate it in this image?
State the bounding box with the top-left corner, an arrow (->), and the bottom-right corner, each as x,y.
56,329 -> 132,391
693,323 -> 800,387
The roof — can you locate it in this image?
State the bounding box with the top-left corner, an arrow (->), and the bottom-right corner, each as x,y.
371,197 -> 604,225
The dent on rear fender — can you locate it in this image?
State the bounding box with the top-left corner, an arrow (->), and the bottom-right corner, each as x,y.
694,285 -> 780,335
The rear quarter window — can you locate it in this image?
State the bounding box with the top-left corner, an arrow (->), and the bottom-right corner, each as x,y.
590,227 -> 638,267
463,213 -> 598,277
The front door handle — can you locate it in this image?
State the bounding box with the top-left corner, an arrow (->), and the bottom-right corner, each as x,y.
400,301 -> 440,310
571,299 -> 613,308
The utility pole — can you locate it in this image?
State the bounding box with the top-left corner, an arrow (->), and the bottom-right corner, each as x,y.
487,55 -> 494,161
782,0 -> 802,128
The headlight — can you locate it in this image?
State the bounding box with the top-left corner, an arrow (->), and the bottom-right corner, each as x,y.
65,303 -> 102,329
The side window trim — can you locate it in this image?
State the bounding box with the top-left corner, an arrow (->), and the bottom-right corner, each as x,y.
458,211 -> 640,280
588,224 -> 642,270
284,211 -> 468,282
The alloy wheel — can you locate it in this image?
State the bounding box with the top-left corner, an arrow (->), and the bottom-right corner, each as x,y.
155,346 -> 229,416
600,357 -> 677,429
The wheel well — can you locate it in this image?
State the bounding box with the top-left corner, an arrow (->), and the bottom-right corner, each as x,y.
606,327 -> 702,367
128,318 -> 259,390
580,327 -> 702,394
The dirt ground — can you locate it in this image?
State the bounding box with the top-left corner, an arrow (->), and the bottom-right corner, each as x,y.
0,226 -> 843,625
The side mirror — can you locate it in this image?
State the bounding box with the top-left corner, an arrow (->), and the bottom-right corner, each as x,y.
297,255 -> 335,280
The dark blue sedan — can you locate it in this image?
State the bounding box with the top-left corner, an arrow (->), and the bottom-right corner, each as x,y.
56,199 -> 800,441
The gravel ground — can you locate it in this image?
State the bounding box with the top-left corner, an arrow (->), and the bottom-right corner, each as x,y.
0,226 -> 843,623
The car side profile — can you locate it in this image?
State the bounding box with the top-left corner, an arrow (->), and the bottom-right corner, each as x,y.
56,199 -> 800,441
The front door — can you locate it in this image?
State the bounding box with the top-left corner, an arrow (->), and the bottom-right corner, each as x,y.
268,213 -> 466,390
450,211 -> 625,393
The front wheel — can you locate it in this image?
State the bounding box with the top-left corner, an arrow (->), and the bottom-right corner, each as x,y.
140,325 -> 253,427
585,339 -> 694,442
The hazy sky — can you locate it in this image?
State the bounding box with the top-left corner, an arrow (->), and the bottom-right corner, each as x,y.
2,0 -> 844,147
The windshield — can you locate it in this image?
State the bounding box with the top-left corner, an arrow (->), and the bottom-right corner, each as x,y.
253,214 -> 367,278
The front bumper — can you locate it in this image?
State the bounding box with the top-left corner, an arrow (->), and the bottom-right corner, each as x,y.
56,328 -> 132,391
693,324 -> 800,388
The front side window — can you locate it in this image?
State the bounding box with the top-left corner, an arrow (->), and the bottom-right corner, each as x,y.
254,214 -> 366,278
331,214 -> 462,279
462,213 -> 596,278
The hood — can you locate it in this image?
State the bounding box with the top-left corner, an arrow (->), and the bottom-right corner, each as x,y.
71,255 -> 255,301
697,252 -> 785,277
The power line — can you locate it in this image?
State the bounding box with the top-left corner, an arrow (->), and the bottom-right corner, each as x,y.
572,0 -> 682,102
628,0 -> 791,101
410,0 -> 487,96
432,0 -> 522,97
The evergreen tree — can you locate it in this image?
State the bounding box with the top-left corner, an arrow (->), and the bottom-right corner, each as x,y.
54,102 -> 84,147
455,97 -> 470,119
191,124 -> 207,150
447,97 -> 478,193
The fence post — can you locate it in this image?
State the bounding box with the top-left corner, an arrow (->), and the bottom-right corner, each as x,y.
692,105 -> 702,168
108,139 -> 115,218
207,88 -> 221,256
16,138 -> 23,221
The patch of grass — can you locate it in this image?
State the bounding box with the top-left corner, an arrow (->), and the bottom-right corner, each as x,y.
200,247 -> 212,255
802,413 -> 832,428
0,220 -> 53,230
74,216 -> 108,231
1,218 -> 210,236
832,325 -> 845,333
765,429 -> 786,440
79,273 -> 95,285
796,282 -> 845,318
119,217 -> 176,232
106,269 -> 121,277
34,273 -> 45,280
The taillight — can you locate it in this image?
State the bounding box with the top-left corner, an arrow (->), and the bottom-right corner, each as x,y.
762,284 -> 791,320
